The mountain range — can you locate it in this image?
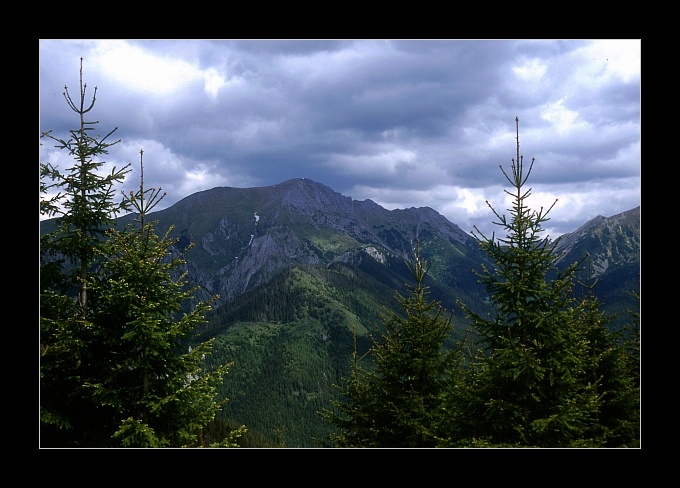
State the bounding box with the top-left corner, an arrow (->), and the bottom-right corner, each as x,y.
41,177 -> 641,447
139,178 -> 638,317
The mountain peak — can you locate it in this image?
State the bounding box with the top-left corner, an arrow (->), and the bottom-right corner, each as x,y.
554,206 -> 640,277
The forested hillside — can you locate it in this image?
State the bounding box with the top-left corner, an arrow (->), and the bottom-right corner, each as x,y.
196,261 -> 477,447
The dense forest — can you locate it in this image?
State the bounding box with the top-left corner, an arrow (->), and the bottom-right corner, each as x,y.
40,62 -> 640,448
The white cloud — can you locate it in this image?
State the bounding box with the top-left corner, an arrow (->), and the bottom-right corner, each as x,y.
574,40 -> 641,86
453,187 -> 490,215
513,57 -> 548,80
112,139 -> 227,203
90,41 -> 199,95
540,99 -> 583,134
89,40 -> 225,99
203,68 -> 227,98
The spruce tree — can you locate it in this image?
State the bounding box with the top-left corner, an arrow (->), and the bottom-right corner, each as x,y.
323,243 -> 462,447
443,118 -> 601,447
85,151 -> 242,447
575,273 -> 640,447
40,58 -> 131,443
40,61 -> 244,447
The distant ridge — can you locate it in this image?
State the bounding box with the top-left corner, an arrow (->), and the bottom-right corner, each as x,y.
555,205 -> 640,277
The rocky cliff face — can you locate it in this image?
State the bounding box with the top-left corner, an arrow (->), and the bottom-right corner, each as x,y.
125,179 -> 640,315
151,178 -> 481,306
554,206 -> 640,278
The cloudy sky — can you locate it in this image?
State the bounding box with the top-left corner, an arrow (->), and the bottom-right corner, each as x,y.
39,39 -> 640,238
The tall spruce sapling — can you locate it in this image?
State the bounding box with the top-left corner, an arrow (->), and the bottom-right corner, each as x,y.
451,117 -> 601,447
40,58 -> 132,309
87,150 -> 244,447
40,58 -> 131,443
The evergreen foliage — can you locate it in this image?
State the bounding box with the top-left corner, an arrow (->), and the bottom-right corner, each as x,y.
40,59 -> 132,441
574,271 -> 640,447
439,118 -> 638,447
201,265 -> 379,447
40,60 -> 244,447
323,242 -> 463,447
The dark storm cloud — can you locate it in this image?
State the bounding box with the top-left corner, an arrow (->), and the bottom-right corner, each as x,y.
39,39 -> 640,238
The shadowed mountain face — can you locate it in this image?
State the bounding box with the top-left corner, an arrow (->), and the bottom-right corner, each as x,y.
132,178 -> 638,318
554,206 -> 640,277
139,178 -> 489,309
553,206 -> 640,322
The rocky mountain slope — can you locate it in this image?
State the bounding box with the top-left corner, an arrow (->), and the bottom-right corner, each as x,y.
135,178 -> 639,319
554,205 -> 640,317
555,206 -> 640,276
136,178 -> 491,312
